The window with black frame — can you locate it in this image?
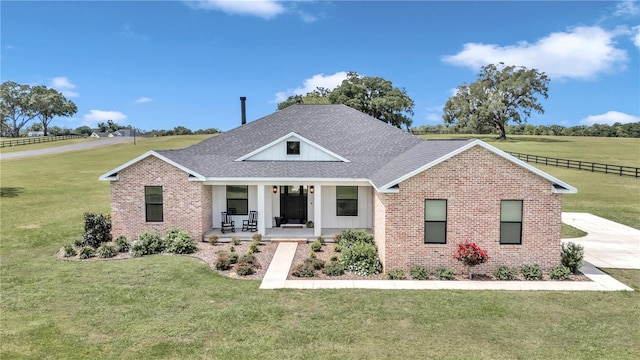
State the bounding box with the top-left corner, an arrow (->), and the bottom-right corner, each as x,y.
145,186 -> 163,222
286,141 -> 300,155
226,185 -> 248,215
424,199 -> 446,244
500,200 -> 523,244
336,186 -> 358,216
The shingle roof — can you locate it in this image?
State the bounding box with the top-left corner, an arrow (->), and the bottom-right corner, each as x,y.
155,104 -> 471,187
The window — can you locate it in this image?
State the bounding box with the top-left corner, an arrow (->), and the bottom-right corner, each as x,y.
336,186 -> 358,216
226,185 -> 248,215
424,200 -> 446,244
286,141 -> 300,155
145,186 -> 163,222
500,200 -> 523,244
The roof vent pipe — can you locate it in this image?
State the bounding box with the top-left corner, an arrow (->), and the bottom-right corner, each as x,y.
240,96 -> 247,125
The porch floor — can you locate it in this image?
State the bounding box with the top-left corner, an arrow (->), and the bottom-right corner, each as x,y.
203,227 -> 371,242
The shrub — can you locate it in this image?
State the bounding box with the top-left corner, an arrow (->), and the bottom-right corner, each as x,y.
81,212 -> 112,248
97,244 -> 117,258
410,265 -> 431,280
303,257 -> 325,270
129,240 -> 145,257
493,265 -> 518,280
168,235 -> 198,254
115,235 -> 130,253
229,245 -> 235,252
561,242 -> 584,274
323,262 -> 345,276
78,246 -> 95,259
291,263 -> 316,277
239,253 -> 258,266
340,241 -> 382,276
252,233 -> 262,242
62,244 -> 77,257
434,266 -> 455,280
310,240 -> 322,252
215,255 -> 232,271
333,243 -> 342,253
73,238 -> 84,248
387,269 -> 406,280
453,242 -> 489,279
208,234 -> 219,245
549,264 -> 572,280
309,250 -> 317,259
316,236 -> 325,245
231,237 -> 241,245
247,242 -> 259,254
137,231 -> 166,255
235,263 -> 255,276
329,254 -> 339,262
333,234 -> 342,243
339,229 -> 374,248
521,264 -> 543,280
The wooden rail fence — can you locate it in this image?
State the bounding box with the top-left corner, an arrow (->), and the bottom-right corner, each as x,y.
0,135 -> 83,148
507,152 -> 639,178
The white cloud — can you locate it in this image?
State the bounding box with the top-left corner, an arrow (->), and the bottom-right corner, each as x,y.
83,110 -> 128,126
633,25 -> 640,48
273,71 -> 348,103
613,0 -> 639,17
134,97 -> 153,104
188,0 -> 286,19
580,111 -> 640,125
50,76 -> 79,98
443,26 -> 628,80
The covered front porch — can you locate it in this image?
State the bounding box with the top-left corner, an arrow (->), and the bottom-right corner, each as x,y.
203,227 -> 372,243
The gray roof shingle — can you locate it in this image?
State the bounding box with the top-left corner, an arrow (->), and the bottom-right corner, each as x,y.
155,104 -> 471,187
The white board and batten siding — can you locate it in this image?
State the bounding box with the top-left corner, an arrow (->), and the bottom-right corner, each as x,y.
320,186 -> 372,228
245,136 -> 342,162
211,185 -> 272,228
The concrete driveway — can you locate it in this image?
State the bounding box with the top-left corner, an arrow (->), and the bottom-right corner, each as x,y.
562,212 -> 640,269
0,137 -> 131,160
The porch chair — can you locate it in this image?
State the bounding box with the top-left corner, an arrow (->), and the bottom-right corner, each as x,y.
221,212 -> 235,234
242,210 -> 258,232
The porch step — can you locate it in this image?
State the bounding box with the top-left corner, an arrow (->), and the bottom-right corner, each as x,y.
281,224 -> 305,229
270,238 -> 308,243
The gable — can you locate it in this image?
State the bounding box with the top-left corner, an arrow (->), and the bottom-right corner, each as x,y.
236,132 -> 349,162
377,140 -> 576,194
99,151 -> 205,181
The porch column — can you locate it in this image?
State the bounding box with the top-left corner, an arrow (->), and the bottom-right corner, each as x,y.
313,185 -> 321,237
257,185 -> 266,234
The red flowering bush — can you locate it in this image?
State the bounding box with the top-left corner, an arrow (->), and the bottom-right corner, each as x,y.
453,242 -> 489,279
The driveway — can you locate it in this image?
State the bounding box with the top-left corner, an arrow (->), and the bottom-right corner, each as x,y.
0,137 -> 131,160
562,212 -> 640,269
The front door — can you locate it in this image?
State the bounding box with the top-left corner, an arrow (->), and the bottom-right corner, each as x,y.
280,186 -> 307,224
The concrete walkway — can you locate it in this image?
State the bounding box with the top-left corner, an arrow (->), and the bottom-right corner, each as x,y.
261,212 -> 638,291
562,212 -> 640,269
259,243 -> 632,291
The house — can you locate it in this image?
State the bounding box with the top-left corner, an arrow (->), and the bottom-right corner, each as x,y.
90,132 -> 114,138
113,129 -> 143,137
27,131 -> 45,137
100,104 -> 576,273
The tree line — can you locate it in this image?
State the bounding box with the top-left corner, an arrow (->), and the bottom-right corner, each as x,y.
412,122 -> 640,138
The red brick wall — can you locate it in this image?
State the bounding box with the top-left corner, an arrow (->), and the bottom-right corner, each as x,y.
378,146 -> 563,274
110,156 -> 211,241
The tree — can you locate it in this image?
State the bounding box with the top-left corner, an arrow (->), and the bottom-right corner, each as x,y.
277,87 -> 331,110
75,125 -> 93,135
172,126 -> 192,135
31,85 -> 77,136
443,63 -> 550,140
0,81 -> 36,137
277,72 -> 415,129
329,72 -> 414,129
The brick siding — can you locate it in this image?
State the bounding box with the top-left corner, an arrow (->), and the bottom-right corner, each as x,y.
377,146 -> 563,275
110,156 -> 212,241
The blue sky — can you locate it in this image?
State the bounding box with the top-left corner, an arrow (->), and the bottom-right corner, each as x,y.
2,1 -> 639,132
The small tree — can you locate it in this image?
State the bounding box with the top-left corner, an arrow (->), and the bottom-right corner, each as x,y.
453,242 -> 489,279
82,213 -> 112,248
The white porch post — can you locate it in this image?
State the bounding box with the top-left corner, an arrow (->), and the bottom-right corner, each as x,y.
257,185 -> 266,234
313,185 -> 321,237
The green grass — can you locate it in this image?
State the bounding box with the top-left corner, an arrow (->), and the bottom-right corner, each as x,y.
1,135 -> 639,359
0,137 -> 103,153
561,223 -> 587,238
